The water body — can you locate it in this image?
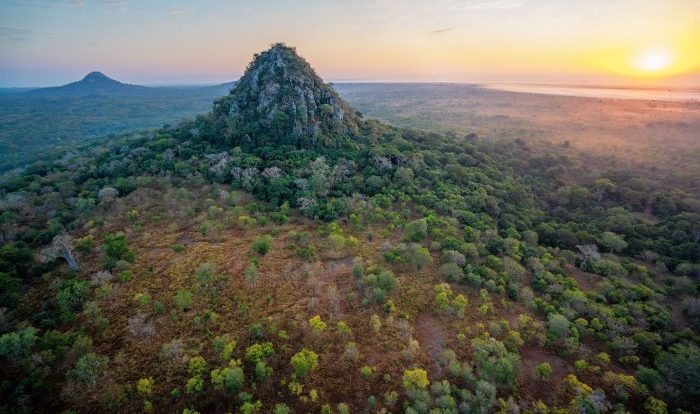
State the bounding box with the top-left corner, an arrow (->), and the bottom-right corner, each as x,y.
481,83 -> 700,102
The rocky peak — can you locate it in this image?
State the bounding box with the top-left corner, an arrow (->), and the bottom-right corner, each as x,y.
212,43 -> 359,148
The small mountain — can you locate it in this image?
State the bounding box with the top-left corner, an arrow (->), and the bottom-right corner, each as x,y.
28,71 -> 149,96
209,43 -> 359,148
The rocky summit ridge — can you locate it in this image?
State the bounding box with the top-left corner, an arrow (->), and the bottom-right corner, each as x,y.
211,43 -> 359,148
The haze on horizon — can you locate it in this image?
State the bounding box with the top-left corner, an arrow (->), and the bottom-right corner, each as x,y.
1,0 -> 699,87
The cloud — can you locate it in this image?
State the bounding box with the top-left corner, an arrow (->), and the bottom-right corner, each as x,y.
426,26 -> 457,35
0,27 -> 31,42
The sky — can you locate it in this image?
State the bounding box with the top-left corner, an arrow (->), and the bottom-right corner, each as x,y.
1,0 -> 699,87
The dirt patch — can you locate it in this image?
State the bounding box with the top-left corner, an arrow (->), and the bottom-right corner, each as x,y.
415,313 -> 450,375
565,264 -> 600,292
518,346 -> 569,404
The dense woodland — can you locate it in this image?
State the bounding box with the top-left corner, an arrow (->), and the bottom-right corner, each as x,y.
0,44 -> 698,414
0,81 -> 233,172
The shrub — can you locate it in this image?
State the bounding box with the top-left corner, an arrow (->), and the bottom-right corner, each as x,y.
547,313 -> 571,340
644,397 -> 667,414
0,326 -> 37,361
211,362 -> 245,393
188,356 -> 207,375
472,337 -> 520,388
440,263 -> 463,282
251,235 -> 273,255
274,404 -> 291,414
352,259 -> 363,279
212,335 -> 237,361
194,263 -> 221,287
137,377 -> 154,396
173,290 -> 194,311
337,321 -> 352,335
405,218 -> 428,242
103,232 -> 134,269
370,314 -> 382,332
596,352 -> 611,365
407,244 -> 433,270
309,315 -> 327,332
574,359 -> 588,372
359,365 -> 376,378
291,348 -> 318,378
534,362 -> 553,381
67,352 -> 109,388
337,403 -> 350,414
75,235 -> 95,253
402,368 -> 429,391
255,360 -> 273,382
56,279 -> 89,317
245,342 -> 274,362
185,376 -> 204,394
655,343 -> 700,409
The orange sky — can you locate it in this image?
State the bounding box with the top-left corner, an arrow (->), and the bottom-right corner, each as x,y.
1,0 -> 699,86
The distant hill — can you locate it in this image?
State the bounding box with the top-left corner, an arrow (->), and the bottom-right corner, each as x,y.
28,71 -> 149,96
0,76 -> 237,172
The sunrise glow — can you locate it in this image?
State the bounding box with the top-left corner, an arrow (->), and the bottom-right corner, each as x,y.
1,1 -> 699,85
634,49 -> 675,73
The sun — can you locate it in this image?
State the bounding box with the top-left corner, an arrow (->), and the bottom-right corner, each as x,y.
632,48 -> 676,74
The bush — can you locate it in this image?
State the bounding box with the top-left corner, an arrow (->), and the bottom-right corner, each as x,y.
188,356 -> 207,375
547,313 -> 571,340
137,377 -> 154,396
173,290 -> 194,311
337,321 -> 352,335
56,279 -> 89,317
75,235 -> 95,253
402,368 -> 429,391
472,337 -> 520,388
655,344 -> 700,409
185,375 -> 204,394
212,335 -> 237,361
211,362 -> 245,393
274,404 -> 291,414
251,235 -> 273,255
0,326 -> 37,361
440,263 -> 463,282
67,352 -> 109,388
103,232 -> 134,269
309,315 -> 327,332
534,362 -> 553,381
245,342 -> 274,362
291,348 -> 318,378
644,397 -> 667,414
405,219 -> 428,242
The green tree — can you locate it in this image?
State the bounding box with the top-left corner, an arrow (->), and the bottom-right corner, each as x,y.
404,218 -> 428,242
471,337 -> 520,388
402,368 -> 429,391
67,352 -> 109,388
0,326 -> 37,361
599,231 -> 627,253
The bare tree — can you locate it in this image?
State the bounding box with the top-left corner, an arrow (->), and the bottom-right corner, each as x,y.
576,244 -> 601,262
40,234 -> 79,270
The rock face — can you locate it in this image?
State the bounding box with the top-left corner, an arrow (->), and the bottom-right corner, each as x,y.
212,43 -> 359,148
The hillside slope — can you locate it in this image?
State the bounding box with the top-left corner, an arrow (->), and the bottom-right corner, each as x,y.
0,44 -> 697,414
